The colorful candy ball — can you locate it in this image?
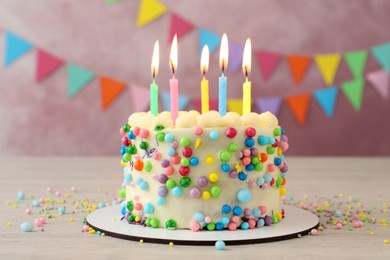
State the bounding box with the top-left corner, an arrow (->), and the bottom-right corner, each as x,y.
215,240 -> 225,250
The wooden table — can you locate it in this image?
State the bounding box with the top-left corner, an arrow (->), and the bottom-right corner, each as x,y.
1,157 -> 390,259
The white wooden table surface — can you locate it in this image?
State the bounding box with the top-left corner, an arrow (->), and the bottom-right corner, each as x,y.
1,157 -> 390,259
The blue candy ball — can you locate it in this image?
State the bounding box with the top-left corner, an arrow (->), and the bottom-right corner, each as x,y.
257,218 -> 265,227
124,174 -> 132,185
172,186 -> 183,197
264,174 -> 273,183
256,177 -> 265,186
20,222 -> 34,232
209,131 -> 219,140
221,163 -> 230,172
215,222 -> 224,230
135,177 -> 143,185
253,208 -> 261,217
194,212 -> 204,222
166,147 -> 176,157
128,131 -> 136,139
215,240 -> 225,250
245,163 -> 254,171
58,206 -> 66,214
232,206 -> 243,216
241,221 -> 249,230
98,202 -> 105,209
17,191 -> 25,200
144,202 -> 155,214
222,204 -> 231,214
33,200 -> 40,207
237,189 -> 252,203
258,136 -> 268,145
121,205 -> 126,215
120,148 -> 126,155
156,197 -> 165,206
164,133 -> 174,143
245,138 -> 255,147
274,157 -> 282,166
221,216 -> 230,225
139,181 -> 149,191
190,157 -> 199,166
238,171 -> 247,181
268,137 -> 276,145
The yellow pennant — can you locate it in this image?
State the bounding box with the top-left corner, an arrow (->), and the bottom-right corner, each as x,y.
227,99 -> 243,115
315,54 -> 341,86
136,0 -> 167,27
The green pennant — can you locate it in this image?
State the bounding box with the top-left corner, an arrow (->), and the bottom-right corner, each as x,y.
344,50 -> 368,78
67,63 -> 95,97
341,77 -> 365,111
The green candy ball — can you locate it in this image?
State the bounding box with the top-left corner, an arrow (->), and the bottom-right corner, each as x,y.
156,133 -> 165,142
166,179 -> 176,189
139,141 -> 148,150
267,146 -> 275,155
123,124 -> 131,132
179,177 -> 192,188
219,150 -> 232,162
144,161 -> 153,172
127,146 -> 137,154
180,137 -> 191,147
127,214 -> 135,222
254,163 -> 264,172
207,222 -> 216,231
251,156 -> 259,165
126,200 -> 134,211
165,219 -> 177,230
228,142 -> 239,152
210,185 -> 221,198
145,217 -> 151,226
150,217 -> 160,228
155,125 -> 165,131
119,188 -> 126,199
273,128 -> 281,136
122,153 -> 132,162
180,158 -> 190,167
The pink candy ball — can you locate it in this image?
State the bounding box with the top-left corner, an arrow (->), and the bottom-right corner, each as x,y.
83,225 -> 89,232
352,214 -> 359,220
261,183 -> 268,189
171,155 -> 181,165
25,208 -> 32,214
336,223 -> 342,229
55,191 -> 61,197
243,149 -> 251,157
39,217 -> 46,224
70,187 -> 76,192
119,128 -> 126,136
189,221 -> 201,232
132,127 -> 140,136
46,187 -> 52,192
311,229 -> 318,236
259,205 -> 267,215
267,164 -> 276,172
204,216 -> 211,223
189,188 -> 201,198
171,141 -> 178,149
193,126 -> 203,135
39,198 -> 45,203
249,181 -> 256,188
139,129 -> 149,138
164,166 -> 175,176
134,203 -> 142,211
228,222 -> 237,231
248,219 -> 256,229
241,157 -> 251,166
35,219 -> 43,227
153,152 -> 161,160
282,143 -> 289,152
353,221 -> 362,228
231,216 -> 240,223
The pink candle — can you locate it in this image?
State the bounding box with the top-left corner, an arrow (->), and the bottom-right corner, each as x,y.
169,35 -> 179,124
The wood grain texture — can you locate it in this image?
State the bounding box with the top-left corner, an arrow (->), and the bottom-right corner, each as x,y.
1,157 -> 390,259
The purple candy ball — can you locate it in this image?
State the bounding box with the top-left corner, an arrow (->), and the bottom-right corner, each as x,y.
244,208 -> 252,217
281,135 -> 288,142
229,170 -> 238,178
250,148 -> 258,156
197,177 -> 208,187
264,216 -> 272,226
161,160 -> 170,168
157,186 -> 168,197
236,151 -> 243,159
189,188 -> 201,198
158,174 -> 168,184
281,164 -> 288,173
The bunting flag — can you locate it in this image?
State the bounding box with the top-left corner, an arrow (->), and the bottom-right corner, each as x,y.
193,98 -> 219,112
372,42 -> 390,72
366,69 -> 389,99
344,50 -> 368,78
227,99 -> 243,115
287,55 -> 311,85
285,93 -> 311,125
136,0 -> 167,27
106,0 -> 120,4
100,76 -> 126,110
4,31 -> 33,67
161,92 -> 190,111
228,42 -> 244,73
341,77 -> 365,111
67,63 -> 95,97
199,28 -> 221,54
256,50 -> 280,82
169,13 -> 194,43
36,49 -> 63,82
129,84 -> 150,111
313,86 -> 338,118
254,96 -> 283,116
315,54 -> 341,86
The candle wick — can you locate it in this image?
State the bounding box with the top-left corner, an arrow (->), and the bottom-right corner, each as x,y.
170,60 -> 175,75
245,67 -> 249,79
221,63 -> 225,74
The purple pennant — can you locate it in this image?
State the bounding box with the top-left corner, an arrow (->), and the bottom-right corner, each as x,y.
254,96 -> 283,116
228,42 -> 244,73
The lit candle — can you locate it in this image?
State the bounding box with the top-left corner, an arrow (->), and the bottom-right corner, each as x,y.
150,40 -> 159,116
219,33 -> 229,116
242,38 -> 252,115
169,34 -> 179,124
200,45 -> 209,114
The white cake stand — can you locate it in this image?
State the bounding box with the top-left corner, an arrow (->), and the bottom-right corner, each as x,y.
86,205 -> 319,245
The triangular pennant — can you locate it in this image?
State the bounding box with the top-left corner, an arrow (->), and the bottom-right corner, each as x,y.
315,54 -> 341,86
344,50 -> 368,78
136,0 -> 167,27
285,93 -> 311,125
341,77 -> 365,111
193,98 -> 219,112
372,42 -> 390,72
4,31 -> 33,66
199,28 -> 221,54
256,50 -> 280,82
36,49 -> 63,82
227,99 -> 243,115
254,96 -> 283,116
313,86 -> 338,118
161,92 -> 190,111
287,55 -> 311,85
67,63 -> 95,97
106,0 -> 120,4
100,76 -> 126,110
169,13 -> 194,43
129,84 -> 149,111
366,69 -> 389,99
228,42 -> 244,73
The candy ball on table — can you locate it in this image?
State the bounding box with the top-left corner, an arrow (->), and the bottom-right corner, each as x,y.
215,240 -> 225,250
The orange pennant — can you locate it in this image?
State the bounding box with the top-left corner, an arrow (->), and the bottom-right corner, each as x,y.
287,55 -> 311,85
100,76 -> 126,110
285,93 -> 311,125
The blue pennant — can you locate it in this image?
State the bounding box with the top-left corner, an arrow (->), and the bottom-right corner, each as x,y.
161,92 -> 190,111
199,28 -> 221,54
4,31 -> 33,67
313,86 -> 338,118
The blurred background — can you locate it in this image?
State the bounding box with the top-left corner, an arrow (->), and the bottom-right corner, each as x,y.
0,0 -> 389,156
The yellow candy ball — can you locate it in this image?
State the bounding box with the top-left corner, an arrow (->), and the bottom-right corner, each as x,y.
202,191 -> 211,200
209,172 -> 219,183
276,212 -> 282,220
384,239 -> 389,244
205,155 -> 214,165
135,216 -> 142,222
121,160 -> 127,166
280,186 -> 287,197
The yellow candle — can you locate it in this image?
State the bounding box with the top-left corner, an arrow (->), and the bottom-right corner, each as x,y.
200,45 -> 209,114
242,38 -> 252,115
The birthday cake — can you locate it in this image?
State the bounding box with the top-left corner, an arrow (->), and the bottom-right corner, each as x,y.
118,110 -> 289,231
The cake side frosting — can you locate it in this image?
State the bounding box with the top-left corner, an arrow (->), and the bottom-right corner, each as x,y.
119,110 -> 289,231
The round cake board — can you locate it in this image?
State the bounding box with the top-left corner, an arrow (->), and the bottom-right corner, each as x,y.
86,204 -> 319,246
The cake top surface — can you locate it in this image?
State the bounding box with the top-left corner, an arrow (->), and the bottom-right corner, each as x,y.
128,110 -> 279,129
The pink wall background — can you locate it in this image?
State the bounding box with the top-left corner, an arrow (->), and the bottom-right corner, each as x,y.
0,0 -> 389,156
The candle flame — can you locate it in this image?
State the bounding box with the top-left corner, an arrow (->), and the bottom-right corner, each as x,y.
219,33 -> 228,73
200,45 -> 209,76
151,40 -> 159,78
170,34 -> 178,74
242,38 -> 251,78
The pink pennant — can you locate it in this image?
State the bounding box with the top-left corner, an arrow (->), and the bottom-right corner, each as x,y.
256,50 -> 280,81
36,49 -> 63,82
193,98 -> 218,113
129,84 -> 150,111
366,69 -> 389,99
169,13 -> 194,43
